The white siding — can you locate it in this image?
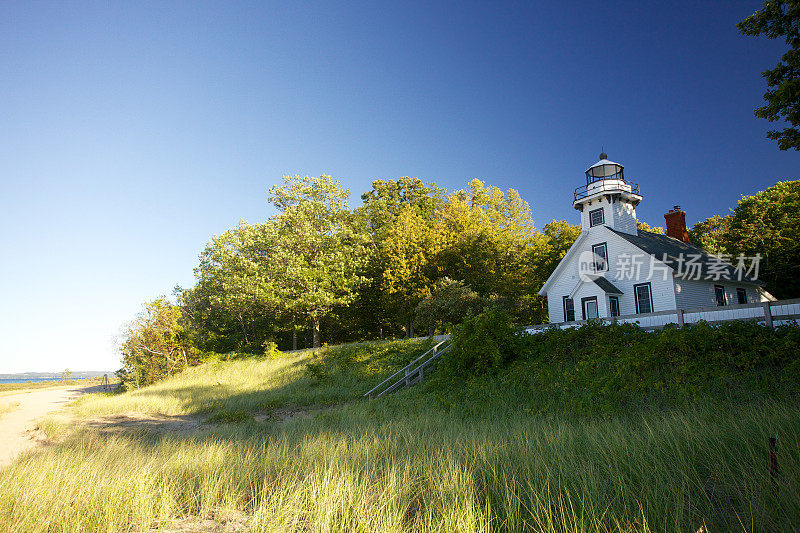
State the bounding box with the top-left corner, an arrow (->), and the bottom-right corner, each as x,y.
578,196 -> 637,235
579,197 -> 610,230
545,226 -> 677,322
611,200 -> 637,235
600,229 -> 677,316
674,278 -> 761,309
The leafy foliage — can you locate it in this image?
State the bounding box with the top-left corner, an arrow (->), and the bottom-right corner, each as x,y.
636,220 -> 664,233
413,278 -> 484,334
439,308 -> 524,378
268,175 -> 370,347
441,320 -> 800,416
117,297 -> 201,389
691,179 -> 800,298
122,174 -> 799,386
738,0 -> 800,150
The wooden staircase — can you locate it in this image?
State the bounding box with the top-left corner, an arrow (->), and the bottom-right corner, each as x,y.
363,338 -> 452,399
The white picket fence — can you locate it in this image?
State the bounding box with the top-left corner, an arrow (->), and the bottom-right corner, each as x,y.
525,298 -> 800,334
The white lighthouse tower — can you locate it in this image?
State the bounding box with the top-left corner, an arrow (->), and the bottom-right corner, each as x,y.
573,153 -> 641,235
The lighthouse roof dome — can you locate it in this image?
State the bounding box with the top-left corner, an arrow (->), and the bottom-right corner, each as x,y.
585,153 -> 624,179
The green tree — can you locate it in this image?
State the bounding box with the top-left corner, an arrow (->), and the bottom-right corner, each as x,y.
738,0 -> 800,150
689,214 -> 730,254
380,204 -> 440,337
118,297 -> 201,388
414,278 -> 484,335
691,180 -> 800,298
193,222 -> 282,352
269,175 -> 369,348
434,179 -> 538,322
359,177 -> 443,236
722,180 -> 800,298
636,220 -> 664,234
356,177 -> 444,338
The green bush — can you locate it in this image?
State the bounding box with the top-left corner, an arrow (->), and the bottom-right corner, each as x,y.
440,308 -> 524,378
261,340 -> 281,359
429,320 -> 800,417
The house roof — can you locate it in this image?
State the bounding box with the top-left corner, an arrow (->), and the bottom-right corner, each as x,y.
585,158 -> 623,173
609,229 -> 764,286
591,276 -> 624,294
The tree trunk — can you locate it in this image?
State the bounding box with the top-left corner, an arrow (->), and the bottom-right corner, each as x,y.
292,328 -> 298,351
237,313 -> 249,345
312,315 -> 321,348
406,317 -> 414,339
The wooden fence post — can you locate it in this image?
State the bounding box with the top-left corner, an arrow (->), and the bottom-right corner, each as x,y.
763,302 -> 774,329
769,436 -> 779,484
677,309 -> 685,327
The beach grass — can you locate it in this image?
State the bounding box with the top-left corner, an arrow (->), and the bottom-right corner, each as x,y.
0,339 -> 798,532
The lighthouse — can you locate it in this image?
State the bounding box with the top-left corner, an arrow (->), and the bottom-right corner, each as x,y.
573,153 -> 641,235
539,152 -> 770,323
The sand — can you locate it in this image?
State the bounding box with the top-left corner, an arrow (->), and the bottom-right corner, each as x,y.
0,383 -> 101,468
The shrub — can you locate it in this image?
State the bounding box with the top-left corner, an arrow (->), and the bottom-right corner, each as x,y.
414,278 -> 484,334
440,308 -> 524,378
518,320 -> 800,414
261,340 -> 281,359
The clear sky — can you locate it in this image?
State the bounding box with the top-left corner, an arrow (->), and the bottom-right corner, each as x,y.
1,1 -> 798,373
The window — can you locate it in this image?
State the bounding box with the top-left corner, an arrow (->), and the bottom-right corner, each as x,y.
736,288 -> 747,305
633,283 -> 653,314
592,243 -> 608,272
609,296 -> 620,317
715,285 -> 727,306
581,296 -> 599,320
589,208 -> 605,227
563,296 -> 575,322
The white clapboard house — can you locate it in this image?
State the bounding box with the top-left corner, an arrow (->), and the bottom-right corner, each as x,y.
538,154 -> 774,324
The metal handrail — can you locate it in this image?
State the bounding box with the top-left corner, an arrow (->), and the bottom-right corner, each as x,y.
363,338 -> 451,399
371,343 -> 452,399
574,180 -> 640,202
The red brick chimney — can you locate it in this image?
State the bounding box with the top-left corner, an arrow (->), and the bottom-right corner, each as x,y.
664,206 -> 690,243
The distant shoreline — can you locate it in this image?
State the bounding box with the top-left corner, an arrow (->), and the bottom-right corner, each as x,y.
0,377 -> 100,385
0,371 -> 115,381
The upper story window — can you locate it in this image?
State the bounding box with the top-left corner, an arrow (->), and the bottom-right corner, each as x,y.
592,243 -> 608,272
589,208 -> 605,227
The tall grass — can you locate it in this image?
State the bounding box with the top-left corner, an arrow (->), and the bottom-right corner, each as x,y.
0,337 -> 798,532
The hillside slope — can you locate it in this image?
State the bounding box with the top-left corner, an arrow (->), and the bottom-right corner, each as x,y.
0,334 -> 798,532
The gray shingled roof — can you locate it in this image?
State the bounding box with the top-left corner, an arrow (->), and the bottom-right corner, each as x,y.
609,229 -> 764,286
591,276 -> 623,294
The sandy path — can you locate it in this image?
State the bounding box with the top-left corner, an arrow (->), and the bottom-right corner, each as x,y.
0,384 -> 102,468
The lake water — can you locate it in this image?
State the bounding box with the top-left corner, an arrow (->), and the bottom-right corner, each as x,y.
0,378 -> 83,384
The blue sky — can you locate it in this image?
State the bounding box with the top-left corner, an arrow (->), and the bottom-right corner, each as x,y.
1,1 -> 798,373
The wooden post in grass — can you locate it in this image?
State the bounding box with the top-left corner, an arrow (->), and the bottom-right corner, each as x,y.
769,436 -> 779,484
